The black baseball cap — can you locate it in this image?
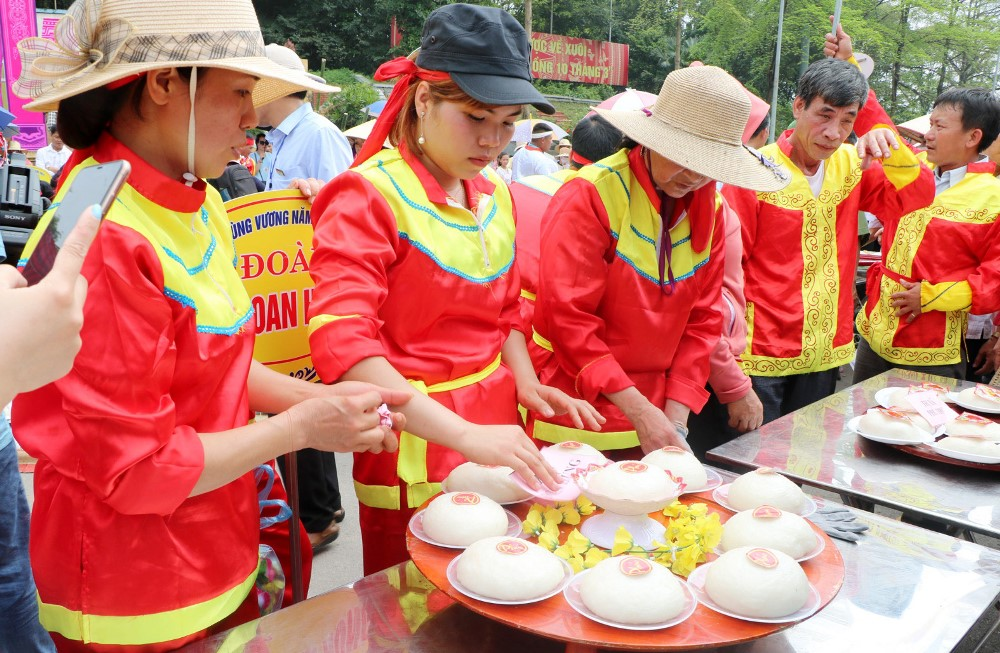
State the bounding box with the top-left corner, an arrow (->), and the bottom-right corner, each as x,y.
415,4 -> 554,114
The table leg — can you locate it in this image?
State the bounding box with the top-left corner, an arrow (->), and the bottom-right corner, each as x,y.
970,601 -> 1000,653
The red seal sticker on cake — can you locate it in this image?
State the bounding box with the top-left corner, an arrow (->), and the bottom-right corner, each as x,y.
974,384 -> 1000,403
752,505 -> 782,520
619,557 -> 653,576
496,539 -> 529,556
914,382 -> 949,395
660,446 -> 685,453
451,492 -> 481,506
559,441 -> 583,450
619,461 -> 649,474
956,412 -> 994,426
746,548 -> 779,569
876,407 -> 911,421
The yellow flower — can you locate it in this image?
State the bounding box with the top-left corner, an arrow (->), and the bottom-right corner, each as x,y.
541,519 -> 560,542
612,527 -> 635,556
670,545 -> 701,577
583,547 -> 610,568
576,496 -> 596,515
563,528 -> 591,556
543,507 -> 564,526
686,502 -> 709,518
539,531 -> 560,551
551,501 -> 582,526
523,507 -> 544,535
701,513 -> 723,549
662,500 -> 686,519
566,554 -> 585,574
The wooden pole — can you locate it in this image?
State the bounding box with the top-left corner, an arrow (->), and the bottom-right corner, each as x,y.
768,0 -> 786,144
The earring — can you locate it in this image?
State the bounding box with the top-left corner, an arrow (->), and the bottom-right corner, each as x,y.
418,112 -> 426,146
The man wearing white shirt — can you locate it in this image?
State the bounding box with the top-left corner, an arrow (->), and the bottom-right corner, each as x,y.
34,126 -> 71,173
511,123 -> 559,180
256,44 -> 351,191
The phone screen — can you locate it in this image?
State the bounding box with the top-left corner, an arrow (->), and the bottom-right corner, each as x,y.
21,160 -> 131,286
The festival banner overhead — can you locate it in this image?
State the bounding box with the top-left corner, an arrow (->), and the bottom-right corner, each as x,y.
0,0 -> 46,150
227,190 -> 318,381
529,32 -> 628,86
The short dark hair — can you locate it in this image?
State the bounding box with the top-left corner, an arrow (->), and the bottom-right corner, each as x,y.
750,113 -> 770,141
290,90 -> 308,100
796,59 -> 868,110
531,123 -> 553,142
48,124 -> 59,135
570,115 -> 622,168
932,87 -> 1000,154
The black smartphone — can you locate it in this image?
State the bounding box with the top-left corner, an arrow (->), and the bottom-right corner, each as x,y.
21,159 -> 131,286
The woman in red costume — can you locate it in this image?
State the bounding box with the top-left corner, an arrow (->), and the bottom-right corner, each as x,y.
527,66 -> 790,460
307,3 -> 602,576
11,0 -> 407,651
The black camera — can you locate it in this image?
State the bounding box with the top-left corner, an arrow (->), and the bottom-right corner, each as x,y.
0,151 -> 48,265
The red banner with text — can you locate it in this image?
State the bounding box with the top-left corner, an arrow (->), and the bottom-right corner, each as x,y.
529,32 -> 628,86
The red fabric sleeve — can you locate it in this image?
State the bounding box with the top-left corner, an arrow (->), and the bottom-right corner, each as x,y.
721,184 -> 760,267
503,198 -> 526,336
53,224 -> 204,516
664,201 -> 726,411
307,172 -> 397,383
852,88 -> 898,141
537,179 -> 635,401
969,218 -> 1000,314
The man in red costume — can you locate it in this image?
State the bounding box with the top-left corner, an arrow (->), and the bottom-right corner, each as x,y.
723,57 -> 934,425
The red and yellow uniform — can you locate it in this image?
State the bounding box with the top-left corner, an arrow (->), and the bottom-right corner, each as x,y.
857,159 -> 1000,363
509,169 -> 576,327
528,147 -> 725,451
307,145 -> 521,575
13,134 -> 262,651
723,126 -> 933,376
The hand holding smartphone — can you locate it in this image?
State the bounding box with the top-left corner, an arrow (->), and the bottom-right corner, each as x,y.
20,159 -> 130,286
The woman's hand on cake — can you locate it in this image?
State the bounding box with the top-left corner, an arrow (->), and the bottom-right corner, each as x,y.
456,424 -> 561,490
517,382 -> 605,431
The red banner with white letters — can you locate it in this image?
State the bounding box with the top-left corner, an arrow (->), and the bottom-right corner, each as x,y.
530,32 -> 628,86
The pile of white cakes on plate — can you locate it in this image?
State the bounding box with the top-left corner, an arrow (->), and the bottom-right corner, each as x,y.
443,462 -> 532,504
456,537 -> 566,601
726,467 -> 808,513
704,547 -> 811,618
584,460 -> 677,503
641,446 -> 708,491
580,556 -> 688,624
858,407 -> 933,439
421,492 -> 509,546
956,384 -> 1000,411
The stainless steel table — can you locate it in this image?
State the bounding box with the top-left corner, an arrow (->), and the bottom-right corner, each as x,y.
707,369 -> 1000,538
179,499 -> 1000,653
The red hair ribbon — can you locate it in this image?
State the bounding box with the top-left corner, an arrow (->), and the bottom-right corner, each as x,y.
569,151 -> 592,167
352,57 -> 450,167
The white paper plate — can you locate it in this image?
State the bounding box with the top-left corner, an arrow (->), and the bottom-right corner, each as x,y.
686,562 -> 821,624
562,568 -> 698,630
678,467 -> 724,495
712,484 -> 817,518
408,508 -> 522,549
718,530 -> 824,563
445,554 -> 573,605
947,391 -> 1000,415
847,415 -> 936,446
926,440 -> 1000,465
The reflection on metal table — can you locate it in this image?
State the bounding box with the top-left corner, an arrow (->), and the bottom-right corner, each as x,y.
179,496 -> 1000,652
706,369 -> 1000,538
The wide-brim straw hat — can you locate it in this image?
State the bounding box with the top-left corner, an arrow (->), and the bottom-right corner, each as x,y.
14,0 -> 337,114
595,66 -> 790,192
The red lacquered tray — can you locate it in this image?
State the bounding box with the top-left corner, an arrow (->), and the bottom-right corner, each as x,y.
406,492 -> 845,651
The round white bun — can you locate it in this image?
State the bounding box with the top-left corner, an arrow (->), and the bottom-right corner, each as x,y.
444,463 -> 532,504
705,547 -> 810,618
720,506 -> 817,559
937,436 -> 1000,457
884,387 -> 914,409
727,468 -> 807,513
580,556 -> 687,624
586,460 -> 676,502
550,440 -> 604,457
946,416 -> 1000,440
958,387 -> 1000,410
858,409 -> 932,440
456,536 -> 565,601
421,492 -> 508,546
641,447 -> 708,490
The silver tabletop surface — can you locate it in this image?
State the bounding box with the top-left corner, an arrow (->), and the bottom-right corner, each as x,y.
707,369 -> 1000,538
180,497 -> 1000,652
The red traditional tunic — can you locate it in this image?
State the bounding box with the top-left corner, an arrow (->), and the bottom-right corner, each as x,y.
528,147 -> 725,451
857,159 -> 1000,363
723,114 -> 934,376
509,169 -> 576,327
12,134 -> 261,651
307,145 -> 521,574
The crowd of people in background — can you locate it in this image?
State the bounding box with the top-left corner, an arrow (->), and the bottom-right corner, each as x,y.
2,0 -> 1000,651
